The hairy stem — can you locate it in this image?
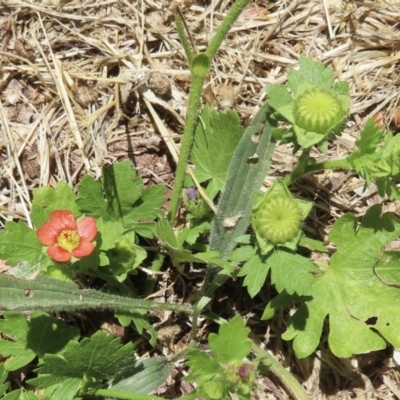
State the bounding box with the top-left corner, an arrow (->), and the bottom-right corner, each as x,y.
96,389 -> 164,400
205,0 -> 251,59
283,158 -> 351,187
143,252 -> 165,297
168,0 -> 251,224
251,342 -> 310,400
175,12 -> 195,64
168,74 -> 205,223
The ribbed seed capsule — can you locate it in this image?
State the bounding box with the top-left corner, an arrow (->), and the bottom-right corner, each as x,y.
294,89 -> 345,135
252,196 -> 302,245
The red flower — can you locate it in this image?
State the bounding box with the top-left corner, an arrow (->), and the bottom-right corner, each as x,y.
37,210 -> 97,262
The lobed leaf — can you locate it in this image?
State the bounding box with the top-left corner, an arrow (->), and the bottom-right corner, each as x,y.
31,181 -> 80,227
0,312 -> 79,371
209,314 -> 252,364
0,222 -> 43,267
28,331 -> 135,400
287,56 -> 334,96
190,104 -> 244,197
282,205 -> 400,358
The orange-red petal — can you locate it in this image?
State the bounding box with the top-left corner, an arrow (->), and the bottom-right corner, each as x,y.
49,210 -> 77,231
77,217 -> 97,241
72,241 -> 95,258
37,210 -> 78,245
47,245 -> 72,262
37,222 -> 59,245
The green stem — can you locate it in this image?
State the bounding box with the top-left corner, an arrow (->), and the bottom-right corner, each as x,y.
205,0 -> 251,59
197,313 -> 309,400
283,158 -> 351,187
168,0 -> 251,224
96,389 -> 164,400
143,253 -> 165,297
168,73 -> 205,223
251,343 -> 310,400
176,12 -> 195,64
191,269 -> 231,336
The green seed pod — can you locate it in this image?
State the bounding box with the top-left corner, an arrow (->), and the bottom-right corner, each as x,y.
251,181 -> 312,251
252,195 -> 303,245
294,89 -> 345,135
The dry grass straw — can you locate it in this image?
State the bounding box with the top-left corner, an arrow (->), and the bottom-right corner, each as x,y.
1,0 -> 400,397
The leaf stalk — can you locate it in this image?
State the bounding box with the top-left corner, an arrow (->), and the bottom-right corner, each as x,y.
283,157 -> 351,187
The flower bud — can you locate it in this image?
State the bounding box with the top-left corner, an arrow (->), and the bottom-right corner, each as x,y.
252,196 -> 302,245
251,181 -> 312,249
294,89 -> 345,135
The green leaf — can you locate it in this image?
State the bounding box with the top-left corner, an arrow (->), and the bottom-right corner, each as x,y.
125,184 -> 165,222
287,56 -> 334,96
191,105 -> 244,194
96,219 -> 124,251
185,348 -> 223,385
298,236 -> 328,252
0,364 -> 10,396
75,175 -> 108,220
20,391 -> 39,400
100,235 -> 147,282
376,178 -> 400,200
238,249 -> 315,298
31,181 -> 80,227
115,310 -> 157,347
77,160 -> 142,222
28,331 -> 135,400
2,390 -> 22,400
43,379 -> 81,400
347,120 -> 389,185
210,101 -> 275,259
209,315 -> 252,364
266,84 -> 295,123
0,312 -> 79,371
354,119 -> 383,155
154,219 -> 233,272
229,245 -> 256,262
0,274 -> 193,315
282,205 -> 400,358
109,357 -> 172,394
261,290 -> 302,320
237,252 -> 270,298
293,125 -> 327,148
270,250 -> 316,296
0,222 -> 43,267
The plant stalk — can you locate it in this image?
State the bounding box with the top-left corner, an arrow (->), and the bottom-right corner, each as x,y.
168,74 -> 205,223
251,342 -> 310,400
96,389 -> 164,400
143,252 -> 165,297
168,0 -> 251,224
283,158 -> 351,187
205,0 -> 251,59
175,12 -> 195,64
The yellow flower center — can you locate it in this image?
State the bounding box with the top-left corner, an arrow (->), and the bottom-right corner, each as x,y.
57,230 -> 80,251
